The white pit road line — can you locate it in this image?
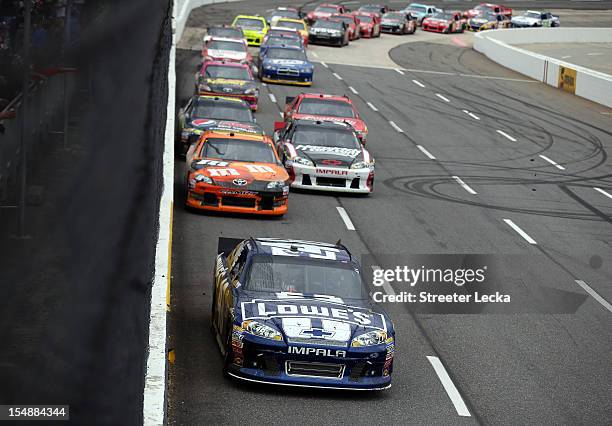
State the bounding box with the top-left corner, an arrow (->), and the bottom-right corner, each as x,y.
389,121 -> 404,133
574,280 -> 612,313
539,154 -> 565,170
268,93 -> 276,103
348,86 -> 359,94
436,93 -> 450,102
412,79 -> 426,88
594,187 -> 612,200
367,102 -> 379,112
279,111 -> 284,118
426,356 -> 471,417
417,145 -> 436,160
336,207 -> 355,231
310,51 -> 319,58
370,266 -> 396,296
452,176 -> 477,195
502,219 -> 537,244
321,61 -> 329,68
333,72 -> 343,80
496,130 -> 517,142
395,68 -> 405,75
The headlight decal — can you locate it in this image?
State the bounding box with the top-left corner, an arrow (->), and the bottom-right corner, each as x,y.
351,329 -> 387,347
242,320 -> 283,340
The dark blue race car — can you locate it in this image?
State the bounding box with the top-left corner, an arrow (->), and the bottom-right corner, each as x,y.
212,237 -> 395,390
259,45 -> 314,86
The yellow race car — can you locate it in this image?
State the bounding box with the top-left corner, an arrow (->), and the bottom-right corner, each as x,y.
274,18 -> 309,46
232,15 -> 269,46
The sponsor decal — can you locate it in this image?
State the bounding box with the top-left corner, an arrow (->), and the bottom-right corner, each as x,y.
295,145 -> 361,158
321,159 -> 343,166
192,119 -> 217,127
220,190 -> 256,195
233,178 -> 248,186
197,159 -> 230,167
258,241 -> 340,259
209,168 -> 240,177
316,168 -> 348,176
207,78 -> 248,86
245,164 -> 275,173
288,346 -> 347,358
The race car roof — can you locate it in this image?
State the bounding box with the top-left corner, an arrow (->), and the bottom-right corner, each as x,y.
202,60 -> 250,69
292,118 -> 354,130
194,95 -> 248,105
251,238 -> 353,261
206,36 -> 247,44
300,93 -> 352,102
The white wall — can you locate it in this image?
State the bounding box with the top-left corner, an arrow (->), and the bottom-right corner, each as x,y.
474,28 -> 612,108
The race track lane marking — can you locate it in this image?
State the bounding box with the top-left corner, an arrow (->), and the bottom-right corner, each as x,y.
496,130 -> 517,142
310,51 -> 319,58
333,72 -> 343,80
371,266 -> 396,296
279,111 -> 284,118
395,68 -> 405,75
389,121 -> 404,133
417,145 -> 436,160
268,93 -> 277,103
436,93 -> 450,102
574,280 -> 612,313
502,219 -> 537,244
539,154 -> 566,170
426,356 -> 471,417
367,102 -> 379,112
321,61 -> 329,68
412,79 -> 426,88
452,176 -> 477,195
463,110 -> 480,120
336,207 -> 355,231
348,86 -> 359,94
594,187 -> 612,200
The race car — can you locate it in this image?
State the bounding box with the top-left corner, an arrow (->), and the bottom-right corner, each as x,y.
308,18 -> 350,47
422,11 -> 466,33
511,10 -> 560,28
275,18 -> 309,46
380,11 -> 417,34
306,4 -> 347,25
201,37 -> 252,65
185,128 -> 289,215
203,25 -> 244,44
467,12 -> 511,31
463,3 -> 512,19
260,33 -> 304,56
266,6 -> 302,25
195,61 -> 259,111
283,93 -> 368,143
212,237 -> 395,390
176,95 -> 259,156
330,14 -> 361,40
232,15 -> 269,46
259,45 -> 314,86
352,12 -> 382,38
357,4 -> 389,16
403,3 -> 439,25
273,119 -> 375,193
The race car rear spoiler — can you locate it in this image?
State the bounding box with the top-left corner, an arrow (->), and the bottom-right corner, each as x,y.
217,237 -> 244,255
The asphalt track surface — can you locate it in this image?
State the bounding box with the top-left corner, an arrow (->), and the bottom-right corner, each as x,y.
169,1 -> 612,425
517,42 -> 612,75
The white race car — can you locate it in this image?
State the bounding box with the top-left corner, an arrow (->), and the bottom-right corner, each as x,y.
511,10 -> 559,28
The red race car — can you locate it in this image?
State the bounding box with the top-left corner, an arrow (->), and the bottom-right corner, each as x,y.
463,3 -> 512,19
422,11 -> 466,33
201,37 -> 252,65
330,13 -> 362,40
283,93 -> 368,144
306,3 -> 347,24
352,12 -> 382,38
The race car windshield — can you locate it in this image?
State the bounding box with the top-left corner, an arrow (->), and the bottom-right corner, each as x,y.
359,6 -> 381,12
333,17 -> 354,25
357,15 -> 373,23
235,18 -> 265,29
202,138 -> 276,163
433,13 -> 453,19
525,12 -> 541,18
245,256 -> 366,299
265,48 -> 307,61
269,10 -> 300,20
193,103 -> 253,122
313,20 -> 344,30
383,13 -> 404,20
204,65 -> 251,80
266,37 -> 302,48
407,5 -> 426,12
293,127 -> 360,149
474,5 -> 492,11
207,40 -> 246,52
268,29 -> 300,38
208,27 -> 243,38
277,21 -> 305,30
298,99 -> 355,118
316,6 -> 339,13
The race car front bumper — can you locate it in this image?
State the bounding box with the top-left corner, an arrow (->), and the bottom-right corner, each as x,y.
243,31 -> 265,46
261,69 -> 313,86
422,23 -> 448,33
289,164 -> 373,193
186,186 -> 288,216
309,34 -> 345,46
381,25 -> 403,34
227,335 -> 393,390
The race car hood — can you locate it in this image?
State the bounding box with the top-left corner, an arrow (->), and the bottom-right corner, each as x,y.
381,18 -> 402,25
206,49 -> 247,61
469,17 -> 490,25
511,16 -> 537,24
192,160 -> 289,188
293,144 -> 365,168
238,292 -> 391,343
186,119 -> 263,135
425,18 -> 449,24
309,27 -> 342,35
263,58 -> 311,68
204,78 -> 257,94
291,114 -> 366,133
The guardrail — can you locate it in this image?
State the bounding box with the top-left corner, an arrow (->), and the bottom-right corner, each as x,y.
473,28 -> 612,108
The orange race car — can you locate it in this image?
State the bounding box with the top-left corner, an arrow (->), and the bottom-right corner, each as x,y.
185,126 -> 290,216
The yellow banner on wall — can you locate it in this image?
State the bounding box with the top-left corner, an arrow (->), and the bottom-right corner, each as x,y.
558,66 -> 577,94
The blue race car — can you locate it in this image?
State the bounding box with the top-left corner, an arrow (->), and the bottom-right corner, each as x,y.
212,237 -> 395,390
259,45 -> 314,86
259,34 -> 304,58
